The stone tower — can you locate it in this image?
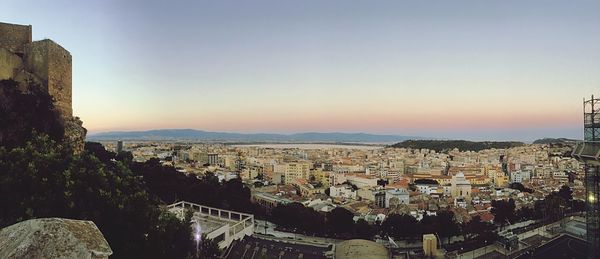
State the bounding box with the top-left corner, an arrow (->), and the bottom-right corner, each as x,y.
0,21 -> 84,152
23,39 -> 73,117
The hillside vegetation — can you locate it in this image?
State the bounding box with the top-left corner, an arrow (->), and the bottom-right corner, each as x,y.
391,140 -> 525,152
0,79 -> 221,258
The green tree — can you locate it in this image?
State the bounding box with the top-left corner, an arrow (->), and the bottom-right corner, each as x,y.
543,193 -> 567,221
436,211 -> 460,244
463,216 -> 496,241
0,133 -> 197,258
381,214 -> 418,240
557,185 -> 573,202
0,79 -> 202,258
491,199 -> 516,229
198,234 -> 221,259
145,210 -> 194,258
327,207 -> 355,237
516,206 -> 536,221
354,219 -> 375,240
0,79 -> 65,149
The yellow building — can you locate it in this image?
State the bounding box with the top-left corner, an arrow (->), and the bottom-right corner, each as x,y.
309,168 -> 331,187
282,162 -> 311,184
423,234 -> 438,257
494,171 -> 509,187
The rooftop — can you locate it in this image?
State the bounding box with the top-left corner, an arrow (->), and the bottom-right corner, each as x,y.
224,236 -> 329,259
335,239 -> 389,259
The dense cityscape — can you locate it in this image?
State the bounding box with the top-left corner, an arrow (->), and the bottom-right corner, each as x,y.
2,1 -> 600,259
94,139 -> 586,258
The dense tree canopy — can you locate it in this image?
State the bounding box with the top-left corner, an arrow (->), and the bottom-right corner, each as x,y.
0,79 -> 64,149
391,140 -> 524,152
491,198 -> 516,228
462,216 -> 496,242
0,134 -> 198,258
354,219 -> 376,240
381,214 -> 418,239
0,80 -> 219,258
557,185 -> 573,202
327,207 -> 355,237
381,210 -> 463,245
129,157 -> 264,218
272,202 -> 324,235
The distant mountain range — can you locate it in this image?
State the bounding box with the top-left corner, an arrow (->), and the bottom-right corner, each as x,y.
87,129 -> 420,143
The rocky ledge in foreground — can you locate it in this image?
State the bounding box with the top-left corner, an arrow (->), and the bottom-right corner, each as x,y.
0,218 -> 112,259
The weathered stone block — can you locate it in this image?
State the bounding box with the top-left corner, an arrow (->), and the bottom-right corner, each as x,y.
0,218 -> 113,259
64,116 -> 87,154
24,39 -> 72,117
12,69 -> 44,92
0,47 -> 23,80
0,22 -> 32,53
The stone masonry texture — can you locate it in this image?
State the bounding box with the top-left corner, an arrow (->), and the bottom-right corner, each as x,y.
0,22 -> 84,152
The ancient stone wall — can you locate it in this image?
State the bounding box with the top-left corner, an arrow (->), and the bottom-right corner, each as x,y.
0,22 -> 83,153
0,22 -> 32,53
0,48 -> 22,79
23,39 -> 73,117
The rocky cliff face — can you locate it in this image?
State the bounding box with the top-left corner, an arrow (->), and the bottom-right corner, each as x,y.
0,218 -> 113,259
64,116 -> 87,153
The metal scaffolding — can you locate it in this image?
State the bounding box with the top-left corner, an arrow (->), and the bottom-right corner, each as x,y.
572,95 -> 600,259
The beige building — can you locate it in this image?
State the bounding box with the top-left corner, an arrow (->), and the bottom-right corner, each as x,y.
451,172 -> 471,200
423,234 -> 439,257
272,162 -> 311,184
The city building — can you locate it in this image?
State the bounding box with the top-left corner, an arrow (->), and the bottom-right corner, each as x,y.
207,153 -> 219,165
251,192 -> 293,212
510,170 -> 531,183
423,234 -> 439,257
451,172 -> 471,200
273,162 -> 311,185
116,140 -> 123,153
385,188 -> 409,208
329,184 -> 357,199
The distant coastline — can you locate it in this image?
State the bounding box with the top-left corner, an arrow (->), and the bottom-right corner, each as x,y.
230,143 -> 385,150
86,129 -> 420,143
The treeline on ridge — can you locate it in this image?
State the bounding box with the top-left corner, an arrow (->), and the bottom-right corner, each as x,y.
391,140 -> 525,152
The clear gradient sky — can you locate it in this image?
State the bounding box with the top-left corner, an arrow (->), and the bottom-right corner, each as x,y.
3,1 -> 600,141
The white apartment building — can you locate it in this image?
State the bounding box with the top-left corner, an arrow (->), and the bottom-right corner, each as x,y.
510,170 -> 531,183
385,188 -> 410,208
329,184 -> 357,199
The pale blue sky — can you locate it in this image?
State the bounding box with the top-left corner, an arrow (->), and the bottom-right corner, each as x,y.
3,0 -> 600,141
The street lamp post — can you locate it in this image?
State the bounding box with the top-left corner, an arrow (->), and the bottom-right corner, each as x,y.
194,222 -> 202,258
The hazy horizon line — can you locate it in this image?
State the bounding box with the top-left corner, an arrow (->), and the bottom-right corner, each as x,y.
86,127 -> 582,142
